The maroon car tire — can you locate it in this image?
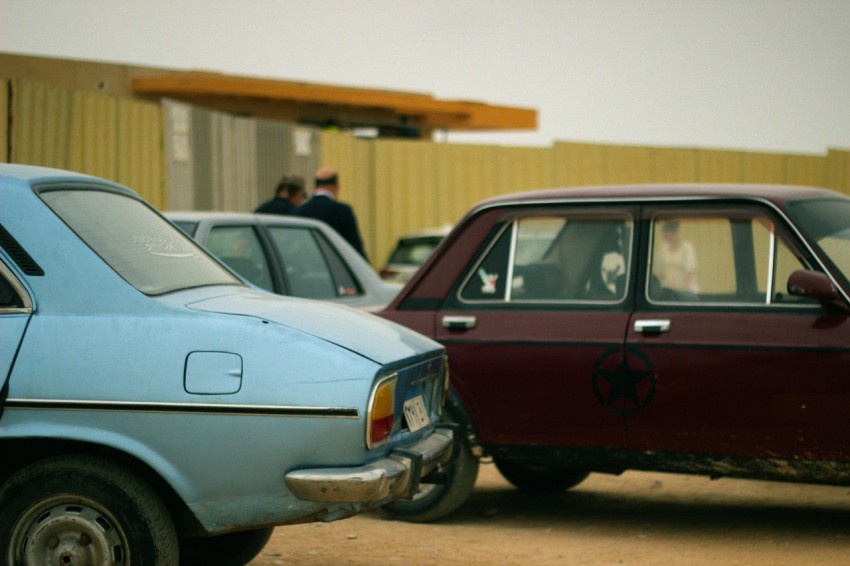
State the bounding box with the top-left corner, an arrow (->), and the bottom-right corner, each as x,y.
494,459 -> 589,493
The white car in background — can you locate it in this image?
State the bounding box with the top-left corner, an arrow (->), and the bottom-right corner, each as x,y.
167,212 -> 400,311
380,225 -> 452,284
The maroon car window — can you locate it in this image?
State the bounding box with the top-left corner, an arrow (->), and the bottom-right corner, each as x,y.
787,198 -> 850,290
460,214 -> 632,304
459,223 -> 512,301
648,212 -> 811,305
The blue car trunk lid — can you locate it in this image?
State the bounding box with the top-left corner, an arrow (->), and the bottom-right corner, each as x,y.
185,290 -> 440,366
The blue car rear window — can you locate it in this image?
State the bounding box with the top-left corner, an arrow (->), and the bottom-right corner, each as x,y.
41,189 -> 241,295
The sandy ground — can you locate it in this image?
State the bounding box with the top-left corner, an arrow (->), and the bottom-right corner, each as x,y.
249,461 -> 850,565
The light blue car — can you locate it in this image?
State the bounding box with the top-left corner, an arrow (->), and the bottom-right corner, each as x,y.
0,165 -> 454,565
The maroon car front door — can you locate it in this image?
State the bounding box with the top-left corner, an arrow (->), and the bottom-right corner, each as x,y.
625,204 -> 850,463
434,207 -> 637,451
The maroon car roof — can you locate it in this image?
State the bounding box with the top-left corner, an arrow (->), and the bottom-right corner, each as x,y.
476,183 -> 842,211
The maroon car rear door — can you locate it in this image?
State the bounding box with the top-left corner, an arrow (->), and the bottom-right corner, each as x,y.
434,205 -> 637,452
625,203 -> 850,463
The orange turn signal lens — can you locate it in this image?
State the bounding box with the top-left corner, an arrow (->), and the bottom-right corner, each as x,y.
368,374 -> 397,448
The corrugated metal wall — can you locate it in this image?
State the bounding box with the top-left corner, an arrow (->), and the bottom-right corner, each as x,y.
827,149 -> 850,193
786,154 -> 828,186
162,100 -> 195,210
372,140 -> 438,265
320,132 -> 377,259
208,112 -> 257,211
10,79 -> 73,169
497,146 -> 556,194
434,143 -> 501,221
116,97 -> 165,207
8,79 -> 164,207
1,80 -> 8,162
6,79 -> 850,269
256,120 -> 320,198
320,133 -> 850,269
163,100 -> 321,214
321,136 -> 571,264
553,142 -> 832,188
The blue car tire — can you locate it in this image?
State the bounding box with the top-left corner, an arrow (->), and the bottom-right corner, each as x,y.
0,455 -> 179,566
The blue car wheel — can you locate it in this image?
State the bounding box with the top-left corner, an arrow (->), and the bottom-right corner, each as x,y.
0,455 -> 179,566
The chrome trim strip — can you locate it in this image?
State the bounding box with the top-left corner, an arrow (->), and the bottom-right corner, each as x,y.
456,210 -> 634,306
645,204 -> 825,308
505,219 -> 519,302
470,193 -> 847,305
3,398 -> 359,418
0,259 -> 33,313
766,225 -> 777,305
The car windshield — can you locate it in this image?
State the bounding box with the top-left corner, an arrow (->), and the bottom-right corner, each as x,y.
41,189 -> 242,295
787,197 -> 850,288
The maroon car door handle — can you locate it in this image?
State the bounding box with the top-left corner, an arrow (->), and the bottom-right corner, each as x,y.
634,319 -> 671,334
442,315 -> 477,330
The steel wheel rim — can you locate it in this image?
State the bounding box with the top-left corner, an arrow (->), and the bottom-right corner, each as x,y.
9,494 -> 129,566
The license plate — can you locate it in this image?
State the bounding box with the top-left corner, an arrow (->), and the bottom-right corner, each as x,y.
403,395 -> 430,433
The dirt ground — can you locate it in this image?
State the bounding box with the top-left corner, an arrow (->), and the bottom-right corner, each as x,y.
250,461 -> 850,565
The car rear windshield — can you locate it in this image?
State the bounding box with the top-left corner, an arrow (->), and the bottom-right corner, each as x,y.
41,189 -> 242,295
787,197 -> 850,287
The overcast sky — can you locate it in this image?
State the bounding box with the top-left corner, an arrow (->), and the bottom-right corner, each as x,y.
2,0 -> 849,154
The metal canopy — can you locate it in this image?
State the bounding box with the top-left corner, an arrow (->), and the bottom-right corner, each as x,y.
132,72 -> 537,132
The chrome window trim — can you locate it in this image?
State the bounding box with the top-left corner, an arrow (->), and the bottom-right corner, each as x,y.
504,219 -> 519,302
642,298 -> 818,309
645,206 -> 821,309
470,194 -> 847,304
456,209 -> 634,306
0,259 -> 33,314
765,224 -> 777,305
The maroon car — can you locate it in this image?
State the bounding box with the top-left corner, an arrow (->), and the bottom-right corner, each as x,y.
379,183 -> 850,521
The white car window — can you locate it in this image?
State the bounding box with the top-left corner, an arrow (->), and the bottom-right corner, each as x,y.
206,226 -> 274,291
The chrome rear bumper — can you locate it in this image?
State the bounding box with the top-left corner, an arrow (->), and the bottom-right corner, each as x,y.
284,425 -> 454,504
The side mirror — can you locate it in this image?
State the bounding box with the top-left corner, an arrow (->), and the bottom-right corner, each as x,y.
787,270 -> 840,302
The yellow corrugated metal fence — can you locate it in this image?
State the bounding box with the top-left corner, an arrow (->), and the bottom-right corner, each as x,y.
8,79 -> 164,208
5,79 -> 849,269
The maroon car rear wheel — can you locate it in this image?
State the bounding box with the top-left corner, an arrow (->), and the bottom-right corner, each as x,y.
494,459 -> 589,493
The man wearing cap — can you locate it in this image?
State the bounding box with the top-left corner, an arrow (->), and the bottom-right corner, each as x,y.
297,167 -> 368,260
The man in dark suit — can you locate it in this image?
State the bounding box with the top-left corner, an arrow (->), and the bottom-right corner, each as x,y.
297,167 -> 368,260
255,175 -> 306,215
